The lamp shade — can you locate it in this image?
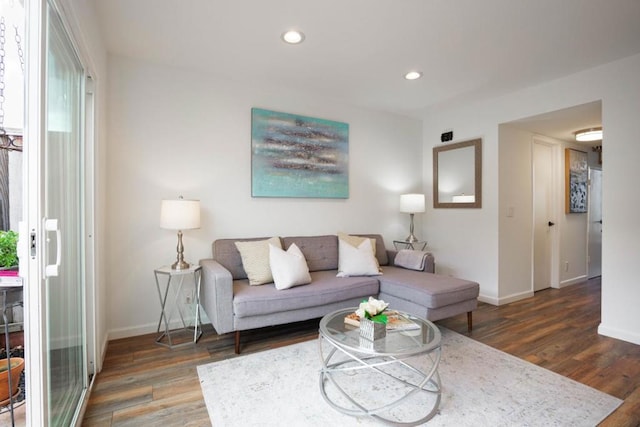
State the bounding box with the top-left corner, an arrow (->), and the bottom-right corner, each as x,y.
160,199 -> 201,230
400,194 -> 425,213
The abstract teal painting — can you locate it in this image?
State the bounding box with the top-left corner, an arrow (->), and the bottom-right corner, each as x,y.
251,108 -> 349,198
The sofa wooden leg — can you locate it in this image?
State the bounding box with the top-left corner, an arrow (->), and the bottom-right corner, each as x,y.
235,331 -> 241,354
467,311 -> 473,332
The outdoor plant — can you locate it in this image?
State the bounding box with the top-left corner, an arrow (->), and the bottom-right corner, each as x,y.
0,230 -> 18,269
355,296 -> 389,324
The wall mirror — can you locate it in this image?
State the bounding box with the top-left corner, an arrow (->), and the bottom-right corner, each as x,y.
433,138 -> 482,208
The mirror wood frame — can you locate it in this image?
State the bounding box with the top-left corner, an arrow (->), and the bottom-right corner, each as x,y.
433,138 -> 482,208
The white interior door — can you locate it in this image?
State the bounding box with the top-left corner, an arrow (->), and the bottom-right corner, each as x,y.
588,168 -> 602,278
532,139 -> 556,292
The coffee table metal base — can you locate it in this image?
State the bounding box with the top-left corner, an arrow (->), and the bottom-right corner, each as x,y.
318,337 -> 442,426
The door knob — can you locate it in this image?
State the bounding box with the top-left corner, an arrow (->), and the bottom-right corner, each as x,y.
548,221 -> 555,227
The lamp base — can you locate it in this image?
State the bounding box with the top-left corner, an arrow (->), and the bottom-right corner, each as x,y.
171,260 -> 191,270
171,230 -> 190,270
404,213 -> 420,243
404,234 -> 419,243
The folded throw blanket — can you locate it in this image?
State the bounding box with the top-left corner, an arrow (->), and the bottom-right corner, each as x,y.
394,249 -> 429,271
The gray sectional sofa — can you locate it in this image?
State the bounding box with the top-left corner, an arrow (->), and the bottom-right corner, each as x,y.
199,234 -> 479,353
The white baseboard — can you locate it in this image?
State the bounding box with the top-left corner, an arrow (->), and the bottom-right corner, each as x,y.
598,323 -> 640,345
108,318 -> 198,340
108,322 -> 158,340
478,294 -> 499,305
558,275 -> 588,288
479,290 -> 533,306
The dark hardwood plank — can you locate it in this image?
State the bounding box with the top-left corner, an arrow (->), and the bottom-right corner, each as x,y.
82,278 -> 640,426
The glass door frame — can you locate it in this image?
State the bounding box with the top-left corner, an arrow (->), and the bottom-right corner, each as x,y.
23,0 -> 97,424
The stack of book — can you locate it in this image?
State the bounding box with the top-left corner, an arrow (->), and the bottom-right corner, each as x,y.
344,310 -> 420,331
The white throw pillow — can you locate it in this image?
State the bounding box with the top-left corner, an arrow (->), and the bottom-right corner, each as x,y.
337,237 -> 382,277
235,237 -> 282,285
337,232 -> 377,256
269,243 -> 312,290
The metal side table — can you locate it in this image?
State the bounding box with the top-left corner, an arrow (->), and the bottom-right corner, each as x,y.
154,265 -> 203,348
393,240 -> 428,251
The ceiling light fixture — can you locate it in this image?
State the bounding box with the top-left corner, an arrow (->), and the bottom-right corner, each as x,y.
574,127 -> 603,142
281,29 -> 305,44
404,71 -> 423,80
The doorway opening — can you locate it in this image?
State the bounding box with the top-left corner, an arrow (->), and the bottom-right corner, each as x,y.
499,100 -> 603,302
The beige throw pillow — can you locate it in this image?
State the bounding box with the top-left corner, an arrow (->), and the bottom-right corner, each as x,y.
235,237 -> 282,285
337,232 -> 377,256
269,243 -> 312,290
337,237 -> 382,277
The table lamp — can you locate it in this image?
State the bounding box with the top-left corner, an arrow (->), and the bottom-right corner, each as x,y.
160,197 -> 201,270
400,193 -> 425,243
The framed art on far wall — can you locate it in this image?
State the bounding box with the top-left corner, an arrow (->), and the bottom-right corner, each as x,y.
565,148 -> 588,213
251,108 -> 349,198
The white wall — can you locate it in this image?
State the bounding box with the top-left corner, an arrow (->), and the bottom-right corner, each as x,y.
422,53 -> 640,345
422,110 -> 500,301
106,56 -> 423,338
497,125 -> 535,303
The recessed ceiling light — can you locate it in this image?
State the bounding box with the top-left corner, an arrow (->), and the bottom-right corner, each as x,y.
281,30 -> 305,44
404,71 -> 423,80
574,127 -> 603,142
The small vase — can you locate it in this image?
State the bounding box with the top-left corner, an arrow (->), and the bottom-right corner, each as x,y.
359,317 -> 386,341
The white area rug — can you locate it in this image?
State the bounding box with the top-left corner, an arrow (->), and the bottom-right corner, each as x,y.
198,328 -> 622,426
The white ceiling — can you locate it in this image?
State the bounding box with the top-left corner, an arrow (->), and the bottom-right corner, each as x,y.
93,0 -> 640,125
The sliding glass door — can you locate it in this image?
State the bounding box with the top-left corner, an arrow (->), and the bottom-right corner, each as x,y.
44,3 -> 86,424
24,0 -> 89,424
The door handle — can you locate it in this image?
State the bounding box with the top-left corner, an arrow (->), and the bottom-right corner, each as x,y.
44,218 -> 61,277
548,221 -> 555,227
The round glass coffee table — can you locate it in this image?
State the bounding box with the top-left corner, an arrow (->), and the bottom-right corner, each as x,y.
318,308 -> 442,426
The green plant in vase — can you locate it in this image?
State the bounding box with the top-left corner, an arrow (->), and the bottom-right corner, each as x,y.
355,296 -> 389,324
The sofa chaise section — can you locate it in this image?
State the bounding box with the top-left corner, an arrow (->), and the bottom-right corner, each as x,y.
378,265 -> 479,331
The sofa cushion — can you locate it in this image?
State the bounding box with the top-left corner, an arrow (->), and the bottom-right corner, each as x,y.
378,266 -> 479,309
337,232 -> 377,256
213,237 -> 282,280
235,237 -> 282,285
233,270 -> 379,318
353,234 -> 389,266
282,235 -> 338,272
269,243 -> 311,290
336,237 -> 382,277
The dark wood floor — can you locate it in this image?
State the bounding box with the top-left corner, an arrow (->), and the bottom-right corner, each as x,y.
82,278 -> 640,426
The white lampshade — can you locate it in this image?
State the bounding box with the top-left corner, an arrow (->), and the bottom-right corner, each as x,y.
160,199 -> 201,230
400,194 -> 425,213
